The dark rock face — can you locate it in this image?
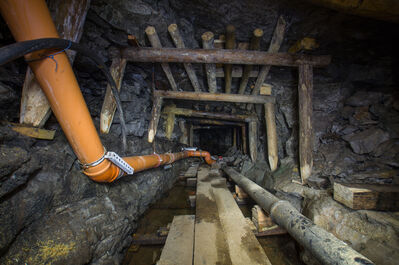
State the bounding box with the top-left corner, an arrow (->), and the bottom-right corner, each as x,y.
343,128 -> 390,154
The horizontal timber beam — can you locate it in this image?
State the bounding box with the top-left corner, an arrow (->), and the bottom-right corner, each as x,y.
154,90 -> 274,104
122,47 -> 331,67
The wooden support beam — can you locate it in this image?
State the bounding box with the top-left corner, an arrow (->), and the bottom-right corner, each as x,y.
189,119 -> 246,127
238,29 -> 263,94
233,127 -> 237,147
189,124 -> 194,146
224,25 -> 236,93
178,120 -> 188,144
252,16 -> 287,96
19,0 -> 91,127
100,56 -> 127,134
145,26 -> 178,91
165,112 -> 175,140
163,105 -> 257,122
201,32 -> 217,93
122,47 -> 331,68
10,123 -> 55,140
242,124 -> 248,155
264,102 -> 278,171
148,96 -> 163,143
158,215 -> 195,265
249,121 -> 258,162
298,64 -> 314,184
333,183 -> 399,211
154,90 -> 274,104
168,24 -> 201,92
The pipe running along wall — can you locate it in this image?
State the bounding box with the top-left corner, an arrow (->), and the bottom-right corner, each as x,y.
0,0 -> 215,183
222,166 -> 374,265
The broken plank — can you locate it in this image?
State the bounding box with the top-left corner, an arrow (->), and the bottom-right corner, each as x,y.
212,179 -> 272,265
333,182 -> 399,211
11,123 -> 55,140
20,0 -> 91,127
100,56 -> 127,134
158,215 -> 195,265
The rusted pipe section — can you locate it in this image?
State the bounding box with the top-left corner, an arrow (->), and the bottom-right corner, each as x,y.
122,47 -> 331,67
222,166 -> 375,265
1,0 -> 215,183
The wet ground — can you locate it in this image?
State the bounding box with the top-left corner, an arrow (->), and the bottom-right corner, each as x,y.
122,183 -> 302,265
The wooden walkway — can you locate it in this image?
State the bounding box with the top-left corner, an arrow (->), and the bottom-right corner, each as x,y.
158,165 -> 271,265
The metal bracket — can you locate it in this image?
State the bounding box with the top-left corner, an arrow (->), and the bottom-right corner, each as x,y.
105,151 -> 134,175
182,147 -> 198,151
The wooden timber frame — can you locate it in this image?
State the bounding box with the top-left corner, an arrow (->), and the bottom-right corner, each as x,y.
119,19 -> 330,183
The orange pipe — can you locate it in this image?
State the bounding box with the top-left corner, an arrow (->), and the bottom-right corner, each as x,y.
0,0 -> 215,183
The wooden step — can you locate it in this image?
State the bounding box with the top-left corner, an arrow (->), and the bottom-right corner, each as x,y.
184,163 -> 200,178
157,215 -> 195,265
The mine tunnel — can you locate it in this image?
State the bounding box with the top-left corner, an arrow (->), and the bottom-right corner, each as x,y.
0,0 -> 398,264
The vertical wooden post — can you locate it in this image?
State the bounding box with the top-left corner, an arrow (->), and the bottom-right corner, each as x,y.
179,120 -> 188,145
224,25 -> 236,93
233,127 -> 237,147
201,32 -> 217,93
238,29 -> 263,94
189,124 -> 194,146
298,64 -> 313,184
148,97 -> 163,143
242,125 -> 248,155
165,112 -> 176,140
168,24 -> 201,92
145,26 -> 178,91
100,56 -> 127,133
264,103 -> 278,171
249,121 -> 258,162
19,0 -> 91,127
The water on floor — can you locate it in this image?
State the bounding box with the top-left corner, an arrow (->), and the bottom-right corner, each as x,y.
122,183 -> 303,265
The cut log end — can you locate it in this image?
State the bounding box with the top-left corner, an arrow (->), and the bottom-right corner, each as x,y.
148,130 -> 155,143
145,26 -> 156,35
226,24 -> 236,33
300,164 -> 312,183
253,28 -> 264,37
268,155 -> 278,172
202,31 -> 214,41
168,23 -> 178,33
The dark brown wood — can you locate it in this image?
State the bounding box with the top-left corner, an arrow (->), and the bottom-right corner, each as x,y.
148,96 -> 163,143
131,234 -> 166,245
255,227 -> 287,237
202,32 -> 217,93
154,90 -> 275,104
249,121 -> 258,162
168,24 -> 201,92
224,25 -> 236,93
334,183 -> 399,211
298,64 -> 314,184
216,67 -> 259,77
238,29 -> 263,94
145,26 -> 178,91
163,105 -> 257,122
242,125 -> 248,155
122,47 -> 331,67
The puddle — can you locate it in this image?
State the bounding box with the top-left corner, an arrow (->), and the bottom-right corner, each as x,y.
122,183 -> 302,265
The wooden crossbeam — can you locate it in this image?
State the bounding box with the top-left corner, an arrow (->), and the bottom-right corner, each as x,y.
154,90 -> 274,104
122,47 -> 331,67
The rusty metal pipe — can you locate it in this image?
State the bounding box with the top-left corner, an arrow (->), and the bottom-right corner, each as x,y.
1,0 -> 215,183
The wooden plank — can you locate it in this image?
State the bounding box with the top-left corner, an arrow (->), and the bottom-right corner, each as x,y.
184,164 -> 199,178
158,215 -> 195,265
194,167 -> 231,265
216,67 -> 259,78
212,179 -> 272,265
145,26 -> 178,91
298,64 -> 314,184
333,182 -> 399,210
249,121 -> 258,162
148,96 -> 163,143
131,233 -> 166,245
154,90 -> 274,104
264,102 -> 278,171
20,0 -> 91,127
168,24 -> 201,92
10,123 -> 55,140
100,56 -> 127,134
